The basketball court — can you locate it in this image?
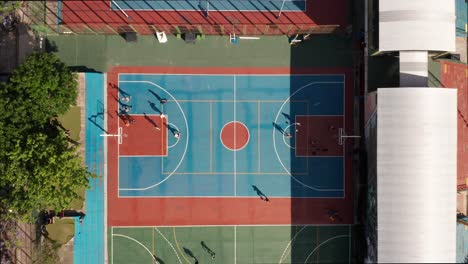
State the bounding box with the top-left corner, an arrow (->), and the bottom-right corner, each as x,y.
105,66 -> 355,263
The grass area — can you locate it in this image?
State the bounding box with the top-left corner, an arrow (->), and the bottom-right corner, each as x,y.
46,218 -> 75,245
44,106 -> 83,246
57,106 -> 81,142
69,187 -> 85,210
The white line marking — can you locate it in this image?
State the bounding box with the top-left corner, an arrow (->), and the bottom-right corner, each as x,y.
116,194 -> 345,199
113,224 -> 353,228
154,228 -> 183,264
234,226 -> 237,264
303,235 -> 349,264
282,124 -> 296,149
219,121 -> 250,151
167,123 -> 181,148
278,226 -> 308,264
103,73 -> 109,264
118,80 -> 189,191
272,81 -> 345,192
234,75 -> 237,196
112,234 -> 154,261
111,227 -> 114,264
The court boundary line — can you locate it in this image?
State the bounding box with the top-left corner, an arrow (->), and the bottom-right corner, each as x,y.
116,195 -> 346,198
234,225 -> 237,264
116,74 -> 346,196
272,79 -> 345,193
109,0 -> 307,14
103,74 -> 109,264
117,80 -> 189,192
118,73 -> 339,77
113,224 -> 353,228
112,234 -> 154,261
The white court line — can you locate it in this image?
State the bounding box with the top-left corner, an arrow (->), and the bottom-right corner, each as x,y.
278,225 -> 308,264
167,123 -> 181,148
103,73 -> 109,264
272,81 -> 345,192
219,121 -> 250,151
116,194 -> 345,199
154,228 -> 183,264
118,80 -> 189,191
111,227 -> 114,264
303,235 -> 349,264
234,75 -> 237,196
113,224 -> 353,228
112,234 -> 154,262
234,226 -> 237,264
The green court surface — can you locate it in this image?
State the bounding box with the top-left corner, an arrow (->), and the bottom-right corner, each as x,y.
45,35 -> 354,72
110,225 -> 351,264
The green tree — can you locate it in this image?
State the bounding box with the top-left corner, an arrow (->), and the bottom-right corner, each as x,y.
1,53 -> 77,132
0,52 -> 93,222
0,1 -> 21,14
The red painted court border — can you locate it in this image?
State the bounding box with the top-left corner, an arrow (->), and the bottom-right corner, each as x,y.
119,115 -> 167,156
107,66 -> 354,226
295,115 -> 343,157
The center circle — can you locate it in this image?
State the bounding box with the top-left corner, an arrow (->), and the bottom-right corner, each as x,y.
220,121 -> 250,151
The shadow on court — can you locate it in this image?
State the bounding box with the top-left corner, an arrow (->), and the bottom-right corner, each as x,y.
148,100 -> 162,114
252,185 -> 269,202
183,247 -> 199,264
289,31 -> 357,262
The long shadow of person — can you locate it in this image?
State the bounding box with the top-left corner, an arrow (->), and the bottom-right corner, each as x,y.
148,89 -> 163,102
148,100 -> 162,114
152,255 -> 165,264
281,112 -> 292,123
143,113 -> 158,127
272,122 -> 285,134
252,185 -> 269,202
183,247 -> 199,264
200,241 -> 216,259
166,123 -> 179,135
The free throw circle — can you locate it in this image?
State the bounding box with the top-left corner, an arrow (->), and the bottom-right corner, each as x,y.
220,121 -> 250,151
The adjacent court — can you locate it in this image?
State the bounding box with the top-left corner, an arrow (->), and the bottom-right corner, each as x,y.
111,0 -> 307,12
110,225 -> 351,264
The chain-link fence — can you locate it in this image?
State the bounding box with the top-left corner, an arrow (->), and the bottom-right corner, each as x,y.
18,0 -> 341,36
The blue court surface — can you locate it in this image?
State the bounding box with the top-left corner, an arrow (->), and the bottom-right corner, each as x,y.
117,74 -> 345,198
112,0 -> 306,12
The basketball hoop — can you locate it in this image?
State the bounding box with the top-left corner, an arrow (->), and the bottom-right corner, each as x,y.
100,127 -> 126,144
338,128 -> 360,145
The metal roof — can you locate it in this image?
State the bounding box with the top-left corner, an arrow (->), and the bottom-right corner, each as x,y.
379,0 -> 456,52
377,88 -> 457,263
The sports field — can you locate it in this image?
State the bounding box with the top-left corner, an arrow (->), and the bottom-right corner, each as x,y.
103,66 -> 355,263
110,225 -> 351,263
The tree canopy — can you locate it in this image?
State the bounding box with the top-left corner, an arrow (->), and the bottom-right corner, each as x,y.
0,53 -> 94,222
0,1 -> 20,14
